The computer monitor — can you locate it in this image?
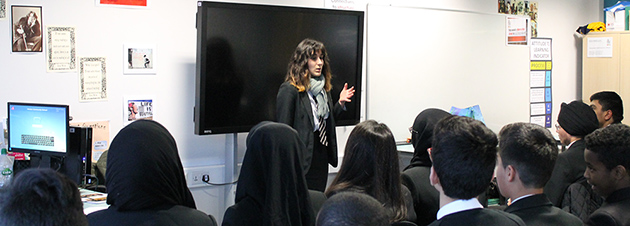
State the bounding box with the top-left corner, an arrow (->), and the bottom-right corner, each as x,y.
7,102 -> 69,168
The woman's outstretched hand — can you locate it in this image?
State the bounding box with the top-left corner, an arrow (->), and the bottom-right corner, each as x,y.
339,83 -> 355,107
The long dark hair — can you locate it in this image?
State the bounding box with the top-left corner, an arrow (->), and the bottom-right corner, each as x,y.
285,38 -> 332,92
325,120 -> 406,222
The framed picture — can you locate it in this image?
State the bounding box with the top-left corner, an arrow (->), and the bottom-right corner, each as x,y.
123,44 -> 156,74
11,5 -> 43,52
124,96 -> 154,124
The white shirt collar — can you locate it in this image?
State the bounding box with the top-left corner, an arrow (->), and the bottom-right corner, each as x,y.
510,194 -> 535,204
436,198 -> 484,220
566,140 -> 578,149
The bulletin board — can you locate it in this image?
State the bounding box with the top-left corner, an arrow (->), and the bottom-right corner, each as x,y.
366,4 -> 530,142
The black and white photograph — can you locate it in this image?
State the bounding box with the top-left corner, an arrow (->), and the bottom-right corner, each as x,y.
123,44 -> 156,74
11,5 -> 43,52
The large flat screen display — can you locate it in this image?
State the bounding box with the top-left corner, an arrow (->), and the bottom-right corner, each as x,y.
194,1 -> 364,135
7,102 -> 69,155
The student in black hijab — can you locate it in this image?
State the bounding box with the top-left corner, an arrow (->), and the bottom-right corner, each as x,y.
401,108 -> 451,226
88,120 -> 215,226
222,121 -> 314,226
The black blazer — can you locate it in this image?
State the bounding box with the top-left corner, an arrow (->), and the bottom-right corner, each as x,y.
88,205 -> 215,226
276,81 -> 343,168
427,208 -> 525,226
309,190 -> 327,219
401,166 -> 439,226
504,194 -> 582,226
544,139 -> 587,207
586,187 -> 630,226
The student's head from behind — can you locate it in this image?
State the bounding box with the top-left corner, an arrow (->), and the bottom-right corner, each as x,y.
326,120 -> 405,222
286,38 -> 332,92
236,121 -> 313,225
556,100 -> 599,145
584,124 -> 630,198
496,123 -> 558,199
0,168 -> 88,226
316,192 -> 389,226
408,108 -> 451,167
590,91 -> 624,127
430,115 -> 498,199
106,120 -> 196,211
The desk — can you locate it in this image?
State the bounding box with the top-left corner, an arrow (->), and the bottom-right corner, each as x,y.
80,188 -> 109,214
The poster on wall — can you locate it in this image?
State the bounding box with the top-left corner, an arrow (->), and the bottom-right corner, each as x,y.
70,120 -> 110,162
11,5 -> 43,52
79,57 -> 108,102
0,0 -> 6,20
498,0 -> 538,37
46,26 -> 76,72
506,16 -> 529,46
97,0 -> 148,8
529,38 -> 552,128
124,97 -> 153,124
123,44 -> 156,74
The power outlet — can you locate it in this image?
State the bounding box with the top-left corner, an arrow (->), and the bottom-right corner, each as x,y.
184,166 -> 222,188
186,169 -> 210,187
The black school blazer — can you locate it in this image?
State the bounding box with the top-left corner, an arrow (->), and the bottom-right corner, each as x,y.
276,81 -> 342,170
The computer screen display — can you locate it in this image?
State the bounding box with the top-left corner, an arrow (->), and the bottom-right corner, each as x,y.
7,102 -> 69,155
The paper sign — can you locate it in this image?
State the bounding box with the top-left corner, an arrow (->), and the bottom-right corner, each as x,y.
587,37 -> 613,58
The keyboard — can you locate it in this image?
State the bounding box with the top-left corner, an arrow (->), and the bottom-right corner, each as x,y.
21,134 -> 55,147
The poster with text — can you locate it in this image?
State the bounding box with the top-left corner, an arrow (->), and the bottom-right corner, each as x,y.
79,57 -> 108,102
124,97 -> 153,124
506,16 -> 529,45
47,26 -> 76,72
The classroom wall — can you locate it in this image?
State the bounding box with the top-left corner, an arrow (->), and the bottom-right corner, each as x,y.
0,0 -> 601,223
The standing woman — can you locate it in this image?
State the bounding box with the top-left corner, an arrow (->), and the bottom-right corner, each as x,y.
276,38 -> 355,191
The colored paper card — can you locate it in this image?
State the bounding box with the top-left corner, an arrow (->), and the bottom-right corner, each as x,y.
546,102 -> 552,114
545,88 -> 552,102
545,115 -> 552,128
530,88 -> 545,102
530,61 -> 546,70
545,71 -> 551,87
530,71 -> 546,87
546,61 -> 552,70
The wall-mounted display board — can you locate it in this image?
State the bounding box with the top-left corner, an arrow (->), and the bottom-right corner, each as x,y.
366,4 -> 530,142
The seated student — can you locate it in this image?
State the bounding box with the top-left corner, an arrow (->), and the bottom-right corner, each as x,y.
590,91 -> 624,128
401,108 -> 451,226
326,120 -> 416,223
223,121 -> 315,226
544,101 -> 599,207
87,120 -> 215,226
496,122 -> 582,225
584,124 -> 630,226
0,168 -> 88,226
316,192 -> 390,226
428,115 -> 525,226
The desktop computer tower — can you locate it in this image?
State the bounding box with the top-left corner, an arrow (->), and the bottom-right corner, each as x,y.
64,126 -> 92,185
